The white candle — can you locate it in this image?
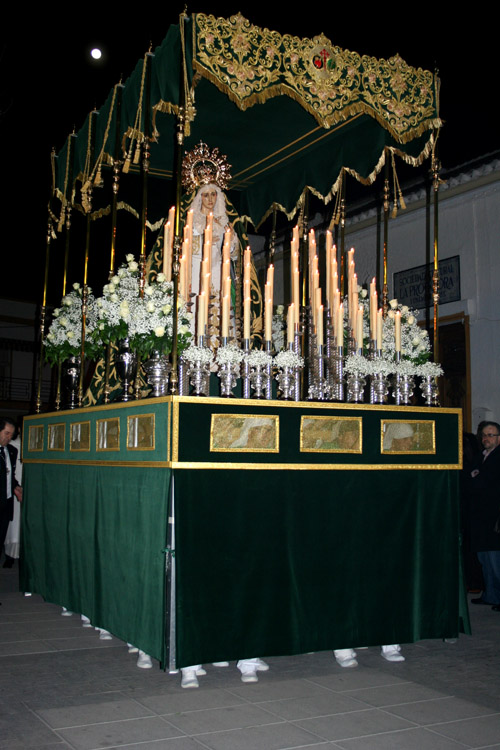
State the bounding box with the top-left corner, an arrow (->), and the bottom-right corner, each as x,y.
197,292 -> 206,339
287,304 -> 294,346
316,305 -> 323,347
377,308 -> 383,350
356,303 -> 364,352
264,283 -> 272,342
163,221 -> 172,280
336,303 -> 344,346
244,296 -> 251,340
395,311 -> 401,352
221,295 -> 229,338
179,255 -> 186,301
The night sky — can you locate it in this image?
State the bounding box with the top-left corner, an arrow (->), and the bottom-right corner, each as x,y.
2,6 -> 496,304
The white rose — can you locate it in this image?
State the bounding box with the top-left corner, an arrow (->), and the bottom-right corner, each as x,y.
53,309 -> 60,318
111,275 -> 121,285
126,253 -> 134,262
178,324 -> 190,335
360,289 -> 368,298
146,301 -> 155,313
387,310 -> 395,319
128,261 -> 138,272
401,305 -> 409,314
156,272 -> 166,283
111,293 -> 119,303
67,330 -> 74,339
162,304 -> 172,315
99,321 -> 105,330
417,344 -> 426,352
412,336 -> 421,346
144,285 -> 153,296
276,305 -> 284,315
154,326 -> 165,337
117,268 -> 126,278
60,317 -> 68,327
389,299 -> 398,309
407,315 -> 415,325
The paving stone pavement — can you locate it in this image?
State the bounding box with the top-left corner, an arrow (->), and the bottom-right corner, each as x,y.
1,564 -> 500,750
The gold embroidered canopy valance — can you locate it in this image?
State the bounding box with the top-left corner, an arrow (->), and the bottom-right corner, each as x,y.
54,12 -> 441,229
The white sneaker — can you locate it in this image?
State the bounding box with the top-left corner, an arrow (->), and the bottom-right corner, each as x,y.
61,607 -> 73,616
381,644 -> 405,662
240,670 -> 258,683
96,628 -> 112,640
334,649 -> 358,668
81,615 -> 92,628
127,643 -> 139,654
181,668 -> 199,688
254,658 -> 269,671
137,651 -> 153,669
196,667 -> 207,675
237,659 -> 261,683
212,661 -> 229,667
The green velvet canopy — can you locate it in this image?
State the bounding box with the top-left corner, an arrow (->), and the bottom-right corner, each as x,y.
54,12 -> 441,231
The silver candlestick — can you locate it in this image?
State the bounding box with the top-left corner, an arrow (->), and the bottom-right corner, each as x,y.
242,339 -> 250,398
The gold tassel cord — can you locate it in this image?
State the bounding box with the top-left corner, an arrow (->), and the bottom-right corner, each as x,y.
57,132 -> 74,232
390,149 -> 406,219
180,9 -> 196,136
123,54 -> 149,174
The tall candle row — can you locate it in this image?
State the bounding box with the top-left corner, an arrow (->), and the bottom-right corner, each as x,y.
162,208 -> 401,356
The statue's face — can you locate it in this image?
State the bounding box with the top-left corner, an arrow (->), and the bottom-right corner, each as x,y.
201,188 -> 217,213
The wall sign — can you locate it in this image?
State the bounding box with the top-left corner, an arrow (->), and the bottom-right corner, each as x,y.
393,256 -> 460,309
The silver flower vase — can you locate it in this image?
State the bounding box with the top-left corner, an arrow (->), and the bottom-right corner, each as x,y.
144,350 -> 171,397
249,365 -> 268,399
393,373 -> 415,405
188,360 -> 211,396
62,355 -> 81,410
218,362 -> 239,397
275,366 -> 296,400
116,338 -> 136,402
370,372 -> 389,404
419,375 -> 440,406
346,372 -> 366,403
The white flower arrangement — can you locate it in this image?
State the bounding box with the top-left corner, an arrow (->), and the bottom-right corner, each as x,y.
245,349 -> 273,367
345,354 -> 394,377
215,344 -> 244,367
94,257 -> 192,356
416,361 -> 443,378
394,359 -> 419,377
381,302 -> 431,365
182,344 -> 214,366
45,286 -> 101,365
273,350 -> 304,369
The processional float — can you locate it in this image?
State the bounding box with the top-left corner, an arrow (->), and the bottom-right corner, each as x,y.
23,13 -> 467,670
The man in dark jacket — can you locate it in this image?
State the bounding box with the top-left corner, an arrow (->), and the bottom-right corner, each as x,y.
0,418 -> 22,563
469,421 -> 500,607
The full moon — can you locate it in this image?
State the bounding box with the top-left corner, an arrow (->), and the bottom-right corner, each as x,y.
91,48 -> 102,60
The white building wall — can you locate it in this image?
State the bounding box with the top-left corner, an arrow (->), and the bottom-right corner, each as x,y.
344,177 -> 500,426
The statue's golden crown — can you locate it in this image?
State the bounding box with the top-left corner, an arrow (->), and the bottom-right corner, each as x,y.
182,141 -> 232,192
